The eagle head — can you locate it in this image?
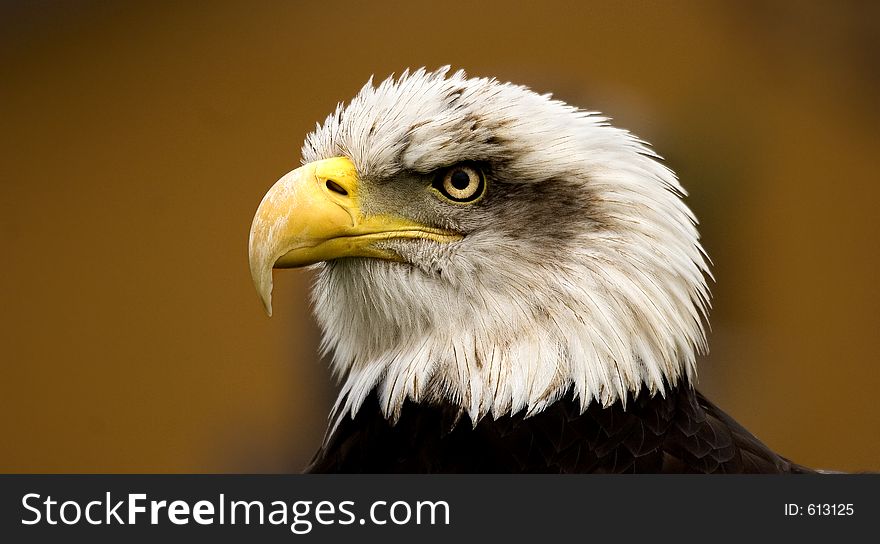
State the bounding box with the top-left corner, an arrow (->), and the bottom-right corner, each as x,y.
248,67 -> 710,426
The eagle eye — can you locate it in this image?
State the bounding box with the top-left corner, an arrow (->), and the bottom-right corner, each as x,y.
434,165 -> 486,203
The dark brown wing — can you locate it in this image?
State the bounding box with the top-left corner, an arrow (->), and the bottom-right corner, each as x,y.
307,384 -> 813,473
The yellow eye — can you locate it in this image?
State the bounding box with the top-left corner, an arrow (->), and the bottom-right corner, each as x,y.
435,165 -> 486,203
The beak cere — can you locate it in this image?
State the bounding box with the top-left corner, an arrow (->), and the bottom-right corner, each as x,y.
248,156 -> 461,316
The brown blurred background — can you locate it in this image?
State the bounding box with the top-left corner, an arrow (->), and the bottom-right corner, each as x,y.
1,0 -> 878,472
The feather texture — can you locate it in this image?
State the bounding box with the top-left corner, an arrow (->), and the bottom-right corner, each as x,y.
308,384 -> 814,474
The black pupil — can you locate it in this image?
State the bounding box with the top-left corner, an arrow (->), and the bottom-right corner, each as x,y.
450,170 -> 472,190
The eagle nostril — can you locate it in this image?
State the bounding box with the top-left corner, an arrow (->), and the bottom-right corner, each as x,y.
325,179 -> 348,196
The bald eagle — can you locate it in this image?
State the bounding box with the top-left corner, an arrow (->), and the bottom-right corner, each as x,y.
248,68 -> 813,473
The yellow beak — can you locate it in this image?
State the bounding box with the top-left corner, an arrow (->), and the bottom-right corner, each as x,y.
248,157 -> 460,315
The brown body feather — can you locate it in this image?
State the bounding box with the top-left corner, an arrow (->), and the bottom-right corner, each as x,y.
308,385 -> 813,474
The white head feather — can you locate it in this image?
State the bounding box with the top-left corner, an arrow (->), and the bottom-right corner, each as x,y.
300,67 -> 711,427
